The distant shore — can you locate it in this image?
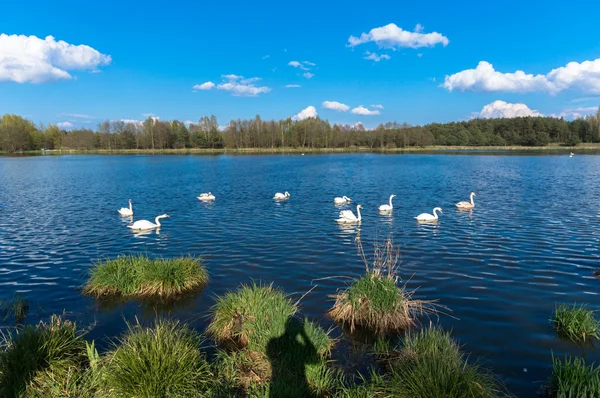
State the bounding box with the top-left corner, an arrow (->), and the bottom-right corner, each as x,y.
2,144 -> 599,156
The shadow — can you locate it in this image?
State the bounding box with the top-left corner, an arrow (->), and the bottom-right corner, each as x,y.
266,318 -> 319,398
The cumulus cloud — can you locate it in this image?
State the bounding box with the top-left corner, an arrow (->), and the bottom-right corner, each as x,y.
285,84 -> 301,88
193,81 -> 215,90
443,59 -> 600,94
364,51 -> 390,62
351,105 -> 381,115
371,104 -> 384,109
414,23 -> 424,33
0,34 -> 111,83
292,105 -> 317,120
322,101 -> 350,112
474,100 -> 543,119
348,23 -> 449,50
303,72 -> 314,79
193,74 -> 270,96
56,121 -> 74,128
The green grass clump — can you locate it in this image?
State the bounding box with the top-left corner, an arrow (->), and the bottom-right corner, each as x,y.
347,327 -> 505,398
208,283 -> 337,397
83,255 -> 208,300
0,315 -> 91,398
100,318 -> 212,398
551,303 -> 600,342
548,355 -> 600,398
0,295 -> 29,324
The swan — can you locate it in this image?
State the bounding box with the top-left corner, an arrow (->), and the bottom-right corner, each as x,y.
415,207 -> 442,222
336,205 -> 363,223
118,200 -> 133,216
455,192 -> 476,209
128,214 -> 169,230
273,191 -> 290,200
378,194 -> 396,212
334,196 -> 352,205
570,152 -> 574,157
197,192 -> 215,201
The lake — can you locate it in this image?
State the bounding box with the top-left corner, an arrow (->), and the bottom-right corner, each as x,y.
0,152 -> 599,396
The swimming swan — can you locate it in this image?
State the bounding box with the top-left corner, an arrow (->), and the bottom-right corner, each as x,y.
274,191 -> 290,200
198,192 -> 216,201
334,196 -> 352,205
455,192 -> 476,209
415,207 -> 442,222
128,214 -> 169,230
378,194 -> 396,212
118,200 -> 133,216
336,205 -> 362,223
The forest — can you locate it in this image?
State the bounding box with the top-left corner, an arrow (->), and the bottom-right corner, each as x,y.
0,109 -> 599,152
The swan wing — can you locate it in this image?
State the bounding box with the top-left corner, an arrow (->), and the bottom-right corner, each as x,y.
339,210 -> 356,220
415,213 -> 433,220
128,220 -> 155,230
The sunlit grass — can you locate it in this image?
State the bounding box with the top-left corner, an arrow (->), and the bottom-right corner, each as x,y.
100,317 -> 213,398
0,315 -> 91,397
548,355 -> 600,398
83,255 -> 208,300
551,303 -> 600,342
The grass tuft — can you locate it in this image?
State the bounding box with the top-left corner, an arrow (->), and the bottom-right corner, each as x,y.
329,237 -> 444,335
551,303 -> 600,342
208,283 -> 337,397
101,317 -> 213,398
83,254 -> 208,301
548,355 -> 600,398
0,315 -> 89,398
0,294 -> 29,324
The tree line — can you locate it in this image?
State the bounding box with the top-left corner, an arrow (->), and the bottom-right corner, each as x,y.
1,109 -> 599,152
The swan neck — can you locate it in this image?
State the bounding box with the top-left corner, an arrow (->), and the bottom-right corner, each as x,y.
389,195 -> 394,207
357,206 -> 362,221
433,208 -> 439,219
471,194 -> 475,206
129,202 -> 133,211
154,216 -> 161,227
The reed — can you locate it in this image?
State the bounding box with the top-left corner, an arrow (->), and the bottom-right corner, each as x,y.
83,255 -> 208,300
100,318 -> 213,398
329,237 -> 443,335
551,303 -> 600,342
0,294 -> 29,324
548,355 -> 600,398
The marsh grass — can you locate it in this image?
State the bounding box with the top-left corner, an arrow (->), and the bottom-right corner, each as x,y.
101,317 -> 212,398
548,355 -> 600,398
329,237 -> 444,335
208,283 -> 337,397
0,294 -> 29,324
551,303 -> 600,342
83,255 -> 208,301
352,327 -> 505,398
0,315 -> 89,397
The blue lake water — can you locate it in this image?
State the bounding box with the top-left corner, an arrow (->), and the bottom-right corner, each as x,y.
0,153 -> 599,396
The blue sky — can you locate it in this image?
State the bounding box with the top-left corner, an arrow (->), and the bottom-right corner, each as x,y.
1,0 -> 600,129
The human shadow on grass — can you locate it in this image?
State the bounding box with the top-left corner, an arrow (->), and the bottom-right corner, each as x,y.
266,317 -> 320,398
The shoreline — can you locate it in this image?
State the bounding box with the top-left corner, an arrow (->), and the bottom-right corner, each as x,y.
2,144 -> 599,156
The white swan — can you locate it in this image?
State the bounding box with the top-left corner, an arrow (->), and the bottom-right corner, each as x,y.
197,192 -> 215,201
455,192 -> 476,209
336,205 -> 363,223
378,194 -> 396,212
128,214 -> 169,230
118,200 -> 133,216
415,207 -> 442,222
334,196 -> 352,205
570,152 -> 574,157
273,191 -> 290,200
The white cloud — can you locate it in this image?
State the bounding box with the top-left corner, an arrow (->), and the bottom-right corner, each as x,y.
303,72 -> 314,79
184,120 -> 194,125
288,61 -> 302,68
56,121 -> 74,128
443,59 -> 600,95
303,61 -> 316,66
351,105 -> 381,115
292,105 -> 317,120
551,106 -> 598,119
417,53 -> 423,58
285,84 -> 301,88
193,81 -> 215,90
364,51 -> 390,62
414,23 -> 424,33
59,113 -> 95,119
322,101 -> 350,112
120,119 -> 142,125
474,100 -> 543,119
194,74 -> 270,96
288,60 -> 315,71
0,34 -> 111,83
348,23 -> 449,49
571,96 -> 600,103
371,104 -> 384,109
